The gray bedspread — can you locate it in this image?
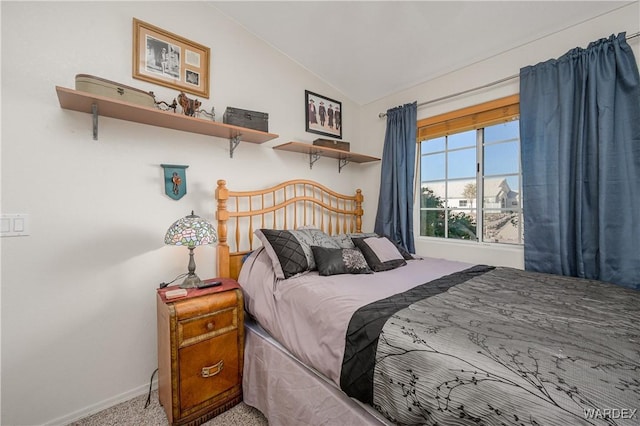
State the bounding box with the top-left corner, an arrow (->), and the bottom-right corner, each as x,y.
345,267 -> 640,425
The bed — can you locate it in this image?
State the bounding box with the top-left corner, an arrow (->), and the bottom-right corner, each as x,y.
215,179 -> 640,426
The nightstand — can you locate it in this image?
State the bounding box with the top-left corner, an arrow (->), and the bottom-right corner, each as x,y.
156,278 -> 244,425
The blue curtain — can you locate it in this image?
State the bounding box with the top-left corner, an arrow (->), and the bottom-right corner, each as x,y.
520,33 -> 640,289
374,102 -> 417,253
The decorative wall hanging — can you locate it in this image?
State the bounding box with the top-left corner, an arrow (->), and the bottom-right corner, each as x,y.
161,164 -> 189,200
133,18 -> 210,98
305,90 -> 342,139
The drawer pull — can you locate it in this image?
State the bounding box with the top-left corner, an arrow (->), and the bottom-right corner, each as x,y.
206,322 -> 215,331
201,360 -> 224,378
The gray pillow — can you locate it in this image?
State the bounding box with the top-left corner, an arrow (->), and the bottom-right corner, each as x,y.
255,228 -> 341,279
332,232 -> 378,249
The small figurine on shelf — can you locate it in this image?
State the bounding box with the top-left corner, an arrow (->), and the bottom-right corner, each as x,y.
155,98 -> 178,113
177,91 -> 201,117
196,106 -> 216,121
150,91 -> 178,113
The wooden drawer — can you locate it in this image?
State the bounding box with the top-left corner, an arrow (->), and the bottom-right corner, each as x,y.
178,306 -> 237,347
179,330 -> 240,413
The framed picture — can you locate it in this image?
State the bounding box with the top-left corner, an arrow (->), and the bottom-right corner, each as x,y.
305,90 -> 342,139
133,18 -> 210,98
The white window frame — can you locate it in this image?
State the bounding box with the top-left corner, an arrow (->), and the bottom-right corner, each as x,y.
416,95 -> 522,246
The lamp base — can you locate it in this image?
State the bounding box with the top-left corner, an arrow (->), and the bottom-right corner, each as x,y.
180,273 -> 202,289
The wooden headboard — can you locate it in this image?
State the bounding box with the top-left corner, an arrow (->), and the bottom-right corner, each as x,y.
215,179 -> 364,280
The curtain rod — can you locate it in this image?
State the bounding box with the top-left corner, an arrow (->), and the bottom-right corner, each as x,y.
378,31 -> 640,118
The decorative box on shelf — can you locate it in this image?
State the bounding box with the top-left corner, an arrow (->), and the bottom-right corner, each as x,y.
223,107 -> 269,132
75,73 -> 156,108
313,138 -> 350,152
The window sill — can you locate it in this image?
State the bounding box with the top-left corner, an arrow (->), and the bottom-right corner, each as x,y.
415,237 -> 524,268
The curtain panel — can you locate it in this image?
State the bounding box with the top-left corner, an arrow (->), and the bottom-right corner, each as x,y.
520,33 -> 640,289
374,102 -> 417,253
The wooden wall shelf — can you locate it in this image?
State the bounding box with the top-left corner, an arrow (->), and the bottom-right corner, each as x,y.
273,141 -> 380,172
55,86 -> 279,157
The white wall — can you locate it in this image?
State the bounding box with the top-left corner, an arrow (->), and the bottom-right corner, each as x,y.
0,2 -> 366,424
357,2 -> 640,269
2,1 -> 639,425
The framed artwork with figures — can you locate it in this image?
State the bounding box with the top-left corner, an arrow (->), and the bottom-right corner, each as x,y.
305,90 -> 342,139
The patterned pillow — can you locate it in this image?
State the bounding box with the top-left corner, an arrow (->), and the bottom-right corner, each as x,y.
332,232 -> 379,249
311,246 -> 373,276
351,236 -> 407,272
255,228 -> 341,279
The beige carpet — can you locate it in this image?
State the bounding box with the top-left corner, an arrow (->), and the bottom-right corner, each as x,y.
69,390 -> 268,425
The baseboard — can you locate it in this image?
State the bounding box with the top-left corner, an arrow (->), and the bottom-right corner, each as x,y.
44,379 -> 158,426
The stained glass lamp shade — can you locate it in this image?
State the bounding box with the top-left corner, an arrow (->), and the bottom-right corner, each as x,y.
164,211 -> 217,288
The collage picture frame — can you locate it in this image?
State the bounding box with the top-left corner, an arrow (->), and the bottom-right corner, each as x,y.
133,18 -> 210,98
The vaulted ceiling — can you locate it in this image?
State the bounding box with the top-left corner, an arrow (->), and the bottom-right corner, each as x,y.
211,1 -> 634,105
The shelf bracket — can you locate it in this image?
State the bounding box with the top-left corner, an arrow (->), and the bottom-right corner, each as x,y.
338,157 -> 351,173
309,151 -> 322,169
91,103 -> 98,140
229,135 -> 242,158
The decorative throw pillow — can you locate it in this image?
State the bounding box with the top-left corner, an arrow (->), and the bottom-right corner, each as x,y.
380,234 -> 414,260
351,236 -> 407,272
255,228 -> 341,279
332,232 -> 379,249
311,246 -> 373,276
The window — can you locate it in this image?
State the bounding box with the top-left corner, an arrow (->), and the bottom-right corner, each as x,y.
418,95 -> 523,245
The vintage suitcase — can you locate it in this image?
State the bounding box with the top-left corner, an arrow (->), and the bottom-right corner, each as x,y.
223,107 -> 269,132
75,74 -> 156,108
313,138 -> 350,152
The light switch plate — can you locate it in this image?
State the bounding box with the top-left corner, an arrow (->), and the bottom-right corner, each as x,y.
0,218 -> 10,233
0,214 -> 30,237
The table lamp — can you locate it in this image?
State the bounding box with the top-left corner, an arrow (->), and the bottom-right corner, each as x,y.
164,211 -> 217,288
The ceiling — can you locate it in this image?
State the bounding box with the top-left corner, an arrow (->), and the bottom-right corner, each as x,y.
211,1 -> 633,105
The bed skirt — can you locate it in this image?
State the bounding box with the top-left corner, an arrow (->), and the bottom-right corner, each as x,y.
243,318 -> 391,426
